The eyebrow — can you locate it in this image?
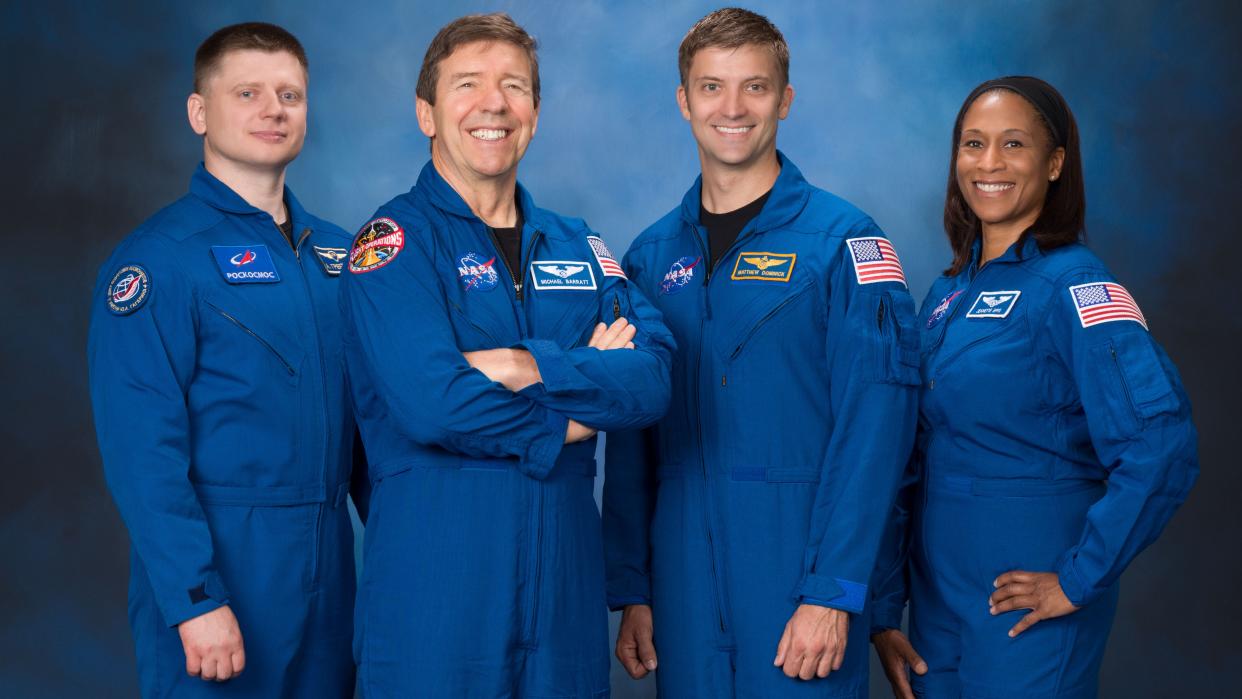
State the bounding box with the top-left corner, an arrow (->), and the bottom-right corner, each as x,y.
696,74 -> 771,83
961,128 -> 1034,137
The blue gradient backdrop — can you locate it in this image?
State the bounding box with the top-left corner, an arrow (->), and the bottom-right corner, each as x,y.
2,1 -> 1238,697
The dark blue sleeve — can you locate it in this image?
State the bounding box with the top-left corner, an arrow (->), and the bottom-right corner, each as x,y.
88,235 -> 230,626
795,230 -> 920,615
517,245 -> 675,431
340,214 -> 569,479
1048,272 -> 1198,606
868,447 -> 921,632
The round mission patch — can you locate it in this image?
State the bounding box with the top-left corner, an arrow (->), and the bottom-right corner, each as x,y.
350,218 -> 405,273
107,265 -> 150,315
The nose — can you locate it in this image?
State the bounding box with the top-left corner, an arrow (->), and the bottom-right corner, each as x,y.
479,82 -> 508,114
259,90 -> 285,120
978,142 -> 1004,172
720,86 -> 745,120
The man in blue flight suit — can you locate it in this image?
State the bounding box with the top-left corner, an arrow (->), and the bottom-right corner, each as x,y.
603,8 -> 919,698
339,13 -> 674,698
88,23 -> 361,698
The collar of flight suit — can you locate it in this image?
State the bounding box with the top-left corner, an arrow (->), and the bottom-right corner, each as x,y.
677,150 -> 811,235
967,233 -> 1044,280
188,162 -> 318,237
413,160 -> 545,232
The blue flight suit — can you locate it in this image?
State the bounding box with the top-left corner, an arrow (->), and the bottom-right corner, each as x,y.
340,161 -> 674,698
603,154 -> 920,698
88,165 -> 361,698
870,238 -> 1198,698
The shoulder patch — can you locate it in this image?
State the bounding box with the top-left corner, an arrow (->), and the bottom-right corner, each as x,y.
107,265 -> 150,315
587,235 -> 627,279
731,252 -> 796,282
845,237 -> 906,286
211,245 -> 280,283
350,218 -> 405,273
1069,282 -> 1148,330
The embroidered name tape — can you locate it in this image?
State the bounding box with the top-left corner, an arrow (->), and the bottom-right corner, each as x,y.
965,290 -> 1021,318
211,245 -> 280,283
731,252 -> 796,282
1069,282 -> 1147,330
846,237 -> 906,286
531,261 -> 597,290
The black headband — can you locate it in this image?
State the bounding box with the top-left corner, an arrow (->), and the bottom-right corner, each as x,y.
966,75 -> 1069,147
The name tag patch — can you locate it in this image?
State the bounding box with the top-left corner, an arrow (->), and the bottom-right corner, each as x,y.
313,246 -> 347,276
965,290 -> 1021,318
211,245 -> 280,283
731,252 -> 796,282
531,261 -> 597,290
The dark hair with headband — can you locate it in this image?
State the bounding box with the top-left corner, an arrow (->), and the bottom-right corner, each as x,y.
942,76 -> 1085,276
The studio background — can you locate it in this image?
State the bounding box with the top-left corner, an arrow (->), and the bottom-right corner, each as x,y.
2,1 -> 1238,697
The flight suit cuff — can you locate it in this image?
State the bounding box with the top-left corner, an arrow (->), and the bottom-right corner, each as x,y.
518,339 -> 577,393
160,571 -> 230,628
606,595 -> 652,612
515,386 -> 567,479
869,603 -> 906,634
1055,553 -> 1092,608
795,574 -> 868,614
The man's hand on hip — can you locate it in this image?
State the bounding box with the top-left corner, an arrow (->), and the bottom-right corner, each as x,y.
178,605 -> 245,681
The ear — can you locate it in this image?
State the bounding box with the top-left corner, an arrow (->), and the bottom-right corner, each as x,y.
1048,146 -> 1066,181
187,93 -> 207,136
778,83 -> 794,120
530,104 -> 539,139
676,85 -> 691,122
415,97 -> 435,138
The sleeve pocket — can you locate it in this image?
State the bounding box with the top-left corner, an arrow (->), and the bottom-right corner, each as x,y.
1090,332 -> 1179,426
876,290 -> 921,386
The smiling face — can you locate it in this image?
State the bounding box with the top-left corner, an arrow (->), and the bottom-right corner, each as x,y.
187,49 -> 308,174
955,90 -> 1065,236
677,44 -> 793,175
416,40 -> 538,189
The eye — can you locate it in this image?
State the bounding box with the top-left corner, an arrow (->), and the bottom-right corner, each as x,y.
239,89 -> 253,99
1003,139 -> 1024,148
281,91 -> 302,102
961,138 -> 983,148
745,82 -> 765,92
702,82 -> 720,93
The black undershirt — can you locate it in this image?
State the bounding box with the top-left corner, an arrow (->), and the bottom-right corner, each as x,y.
490,205 -> 525,294
276,217 -> 295,249
700,188 -> 772,271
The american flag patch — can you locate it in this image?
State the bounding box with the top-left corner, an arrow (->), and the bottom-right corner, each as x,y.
846,236 -> 906,286
1069,282 -> 1148,330
587,236 -> 627,278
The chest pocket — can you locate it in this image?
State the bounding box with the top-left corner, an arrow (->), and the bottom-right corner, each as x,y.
202,293 -> 304,380
719,277 -> 817,362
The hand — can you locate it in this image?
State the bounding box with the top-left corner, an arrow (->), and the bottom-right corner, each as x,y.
177,605 -> 245,681
462,348 -> 541,391
588,317 -> 636,350
774,604 -> 849,680
565,418 -> 597,444
871,629 -> 927,699
989,570 -> 1079,638
616,604 -> 658,679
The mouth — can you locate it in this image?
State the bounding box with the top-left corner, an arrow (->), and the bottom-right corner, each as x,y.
251,131 -> 287,143
469,128 -> 510,142
714,125 -> 753,135
974,181 -> 1015,193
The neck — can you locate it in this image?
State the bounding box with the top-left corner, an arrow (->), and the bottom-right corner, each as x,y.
431,147 -> 518,228
699,148 -> 780,213
203,151 -> 288,223
979,214 -> 1037,266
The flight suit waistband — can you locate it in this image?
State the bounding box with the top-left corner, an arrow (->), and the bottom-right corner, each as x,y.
193,480 -> 351,507
926,474 -> 1103,498
369,453 -> 597,482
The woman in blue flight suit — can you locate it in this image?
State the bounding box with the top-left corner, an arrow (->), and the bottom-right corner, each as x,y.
869,77 -> 1198,699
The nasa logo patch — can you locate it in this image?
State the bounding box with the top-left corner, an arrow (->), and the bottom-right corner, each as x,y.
530,260 -> 597,290
926,290 -> 964,328
211,245 -> 281,283
350,218 -> 405,273
313,245 -> 348,276
107,265 -> 150,315
659,256 -> 702,295
730,252 -> 796,282
965,290 -> 1021,319
458,252 -> 500,292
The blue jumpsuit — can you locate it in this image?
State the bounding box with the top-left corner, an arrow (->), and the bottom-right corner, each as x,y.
340,161 -> 674,698
603,154 -> 919,698
88,165 -> 361,698
870,238 -> 1198,698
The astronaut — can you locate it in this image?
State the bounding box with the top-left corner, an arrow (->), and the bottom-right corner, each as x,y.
338,13 -> 674,698
603,8 -> 918,698
88,23 -> 361,698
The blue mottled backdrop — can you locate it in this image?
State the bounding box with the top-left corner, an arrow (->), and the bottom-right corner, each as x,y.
1,0 -> 1238,697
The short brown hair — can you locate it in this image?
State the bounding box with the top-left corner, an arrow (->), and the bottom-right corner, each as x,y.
678,8 -> 789,88
193,22 -> 308,93
416,13 -> 540,108
943,78 -> 1086,276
